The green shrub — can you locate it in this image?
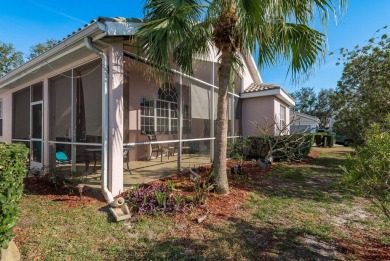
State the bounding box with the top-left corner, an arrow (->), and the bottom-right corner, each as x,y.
245,134 -> 313,161
314,135 -> 323,146
306,133 -> 316,144
342,117 -> 390,218
328,134 -> 335,147
227,138 -> 244,160
0,143 -> 29,248
314,134 -> 335,147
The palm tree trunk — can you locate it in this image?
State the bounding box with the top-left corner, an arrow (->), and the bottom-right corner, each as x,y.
213,51 -> 233,194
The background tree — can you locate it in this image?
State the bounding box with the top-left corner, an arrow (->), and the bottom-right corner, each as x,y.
291,87 -> 317,115
332,28 -> 390,145
27,39 -> 58,60
136,0 -> 346,194
291,87 -> 336,128
314,88 -> 336,128
0,41 -> 24,77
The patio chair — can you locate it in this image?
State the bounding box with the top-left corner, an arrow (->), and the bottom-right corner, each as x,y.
56,150 -> 71,165
123,146 -> 133,174
147,134 -> 170,162
172,135 -> 192,156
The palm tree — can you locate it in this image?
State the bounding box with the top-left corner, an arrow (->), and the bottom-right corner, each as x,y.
136,0 -> 347,194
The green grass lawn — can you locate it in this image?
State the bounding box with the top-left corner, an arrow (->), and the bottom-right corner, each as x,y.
15,147 -> 389,260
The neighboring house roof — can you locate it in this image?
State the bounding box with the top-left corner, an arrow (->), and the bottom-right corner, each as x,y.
290,111 -> 319,124
241,82 -> 295,107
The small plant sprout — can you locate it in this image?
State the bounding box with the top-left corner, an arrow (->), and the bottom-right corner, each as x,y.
165,180 -> 175,191
155,190 -> 167,208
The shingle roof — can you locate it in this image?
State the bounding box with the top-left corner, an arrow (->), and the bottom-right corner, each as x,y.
243,83 -> 281,93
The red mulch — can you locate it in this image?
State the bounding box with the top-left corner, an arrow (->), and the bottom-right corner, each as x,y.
308,151 -> 319,159
23,177 -> 105,208
336,237 -> 390,261
149,160 -> 271,224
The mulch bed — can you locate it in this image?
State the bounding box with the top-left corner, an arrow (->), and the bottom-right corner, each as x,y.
336,237 -> 390,260
23,159 -> 271,212
146,160 -> 271,224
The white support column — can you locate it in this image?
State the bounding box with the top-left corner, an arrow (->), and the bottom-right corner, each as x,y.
107,43 -> 124,196
210,61 -> 215,162
71,70 -> 77,173
43,78 -> 49,168
230,93 -> 234,137
178,73 -> 183,171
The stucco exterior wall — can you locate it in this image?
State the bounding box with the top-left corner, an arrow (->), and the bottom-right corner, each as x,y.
241,96 -> 275,136
124,57 -> 197,161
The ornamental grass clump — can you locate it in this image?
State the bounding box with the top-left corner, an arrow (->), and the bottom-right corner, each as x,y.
0,143 -> 29,249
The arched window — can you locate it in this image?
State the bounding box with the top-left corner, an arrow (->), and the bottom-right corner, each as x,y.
156,83 -> 178,133
158,83 -> 178,102
140,83 -> 180,135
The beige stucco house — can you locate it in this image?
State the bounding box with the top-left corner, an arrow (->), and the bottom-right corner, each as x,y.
241,83 -> 295,136
0,17 -> 294,199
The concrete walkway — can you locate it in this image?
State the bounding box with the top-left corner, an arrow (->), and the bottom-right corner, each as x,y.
1,240 -> 20,261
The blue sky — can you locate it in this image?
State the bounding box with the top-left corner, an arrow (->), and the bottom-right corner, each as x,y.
1,0 -> 389,94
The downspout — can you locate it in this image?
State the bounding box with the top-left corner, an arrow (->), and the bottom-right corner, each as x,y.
84,37 -> 117,206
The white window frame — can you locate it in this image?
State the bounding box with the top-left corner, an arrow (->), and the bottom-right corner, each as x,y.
141,97 -> 180,135
280,104 -> 286,133
140,97 -> 155,135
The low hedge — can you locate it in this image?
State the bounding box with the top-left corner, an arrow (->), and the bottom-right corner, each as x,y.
314,134 -> 335,147
0,143 -> 29,249
245,134 -> 313,161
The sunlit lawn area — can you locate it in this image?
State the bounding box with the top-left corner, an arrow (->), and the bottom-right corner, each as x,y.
15,147 -> 389,260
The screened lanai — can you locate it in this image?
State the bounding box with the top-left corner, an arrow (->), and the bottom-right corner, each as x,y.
11,48 -> 241,188
47,60 -> 103,175
120,50 -> 241,186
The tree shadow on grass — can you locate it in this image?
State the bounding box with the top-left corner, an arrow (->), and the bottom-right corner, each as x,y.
313,157 -> 349,169
241,155 -> 352,204
109,217 -> 342,260
23,176 -> 106,203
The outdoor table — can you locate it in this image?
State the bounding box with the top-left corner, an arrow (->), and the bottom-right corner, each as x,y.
85,146 -> 134,173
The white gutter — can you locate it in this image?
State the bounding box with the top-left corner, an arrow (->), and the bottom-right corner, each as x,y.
84,37 -> 117,206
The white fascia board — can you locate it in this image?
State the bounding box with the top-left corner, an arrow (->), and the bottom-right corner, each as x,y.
243,54 -> 262,83
241,88 -> 295,106
279,89 -> 295,106
0,22 -> 106,89
241,88 -> 280,99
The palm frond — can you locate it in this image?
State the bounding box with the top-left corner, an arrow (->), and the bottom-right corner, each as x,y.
136,0 -> 209,76
234,0 -> 346,83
